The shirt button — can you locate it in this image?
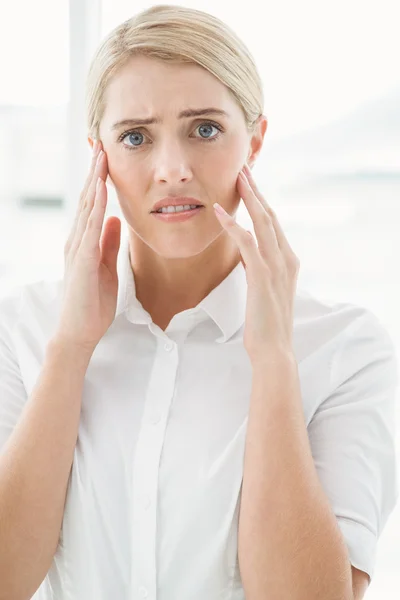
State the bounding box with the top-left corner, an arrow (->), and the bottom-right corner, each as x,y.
164,341 -> 174,351
150,415 -> 161,425
139,586 -> 148,598
144,495 -> 151,509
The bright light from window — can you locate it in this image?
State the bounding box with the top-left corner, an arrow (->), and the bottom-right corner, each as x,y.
0,0 -> 69,106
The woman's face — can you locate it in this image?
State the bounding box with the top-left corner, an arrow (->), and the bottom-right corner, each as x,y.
98,55 -> 266,259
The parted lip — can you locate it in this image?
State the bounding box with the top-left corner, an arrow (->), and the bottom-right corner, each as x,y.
151,197 -> 204,213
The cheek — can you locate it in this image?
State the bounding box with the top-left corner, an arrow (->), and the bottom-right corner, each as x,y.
207,149 -> 242,191
108,156 -> 142,189
209,136 -> 246,175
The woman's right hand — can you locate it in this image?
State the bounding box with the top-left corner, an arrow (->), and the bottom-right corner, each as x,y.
55,140 -> 122,353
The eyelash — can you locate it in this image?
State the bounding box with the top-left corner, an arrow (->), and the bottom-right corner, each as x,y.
117,121 -> 224,151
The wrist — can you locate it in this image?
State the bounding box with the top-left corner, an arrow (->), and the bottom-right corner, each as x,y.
48,334 -> 97,360
251,346 -> 296,372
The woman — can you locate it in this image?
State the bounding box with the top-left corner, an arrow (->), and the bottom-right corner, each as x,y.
0,5 -> 397,600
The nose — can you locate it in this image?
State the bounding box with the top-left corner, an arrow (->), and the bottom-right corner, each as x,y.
152,140 -> 193,184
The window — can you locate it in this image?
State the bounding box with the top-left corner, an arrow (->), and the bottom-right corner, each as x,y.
0,0 -> 69,293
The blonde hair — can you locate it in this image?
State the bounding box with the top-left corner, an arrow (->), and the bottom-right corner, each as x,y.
86,4 -> 264,140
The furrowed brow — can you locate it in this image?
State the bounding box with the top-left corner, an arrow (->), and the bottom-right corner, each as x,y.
111,108 -> 229,130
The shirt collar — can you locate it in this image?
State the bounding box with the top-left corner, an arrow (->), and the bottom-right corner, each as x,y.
115,233 -> 248,344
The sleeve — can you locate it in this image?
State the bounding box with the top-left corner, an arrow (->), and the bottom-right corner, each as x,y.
0,286 -> 29,453
307,309 -> 399,582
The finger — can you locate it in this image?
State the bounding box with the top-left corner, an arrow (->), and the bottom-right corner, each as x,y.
238,171 -> 281,268
65,141 -> 102,251
65,141 -> 104,248
69,151 -> 109,258
100,215 -> 122,275
213,203 -> 264,274
242,165 -> 296,260
80,177 -> 108,258
82,150 -> 109,212
80,140 -> 101,206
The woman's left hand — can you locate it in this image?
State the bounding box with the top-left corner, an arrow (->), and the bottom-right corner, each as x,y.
213,164 -> 300,367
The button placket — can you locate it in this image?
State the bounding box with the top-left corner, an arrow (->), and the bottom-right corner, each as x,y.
130,337 -> 178,599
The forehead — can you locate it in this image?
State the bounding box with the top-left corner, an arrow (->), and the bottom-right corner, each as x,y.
101,55 -> 240,126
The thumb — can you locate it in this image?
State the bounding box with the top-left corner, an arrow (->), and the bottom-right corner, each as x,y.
101,216 -> 122,275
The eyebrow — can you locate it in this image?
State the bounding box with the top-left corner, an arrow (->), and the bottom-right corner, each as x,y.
111,108 -> 230,130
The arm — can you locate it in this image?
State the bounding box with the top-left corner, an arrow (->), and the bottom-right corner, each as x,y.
0,337 -> 93,600
352,566 -> 370,599
215,162 -> 393,600
238,354 -> 355,600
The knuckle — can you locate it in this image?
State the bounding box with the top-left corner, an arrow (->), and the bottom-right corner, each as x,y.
224,218 -> 235,229
243,231 -> 254,246
87,212 -> 98,228
260,211 -> 271,223
82,195 -> 93,213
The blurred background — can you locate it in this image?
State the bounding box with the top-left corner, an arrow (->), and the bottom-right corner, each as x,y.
0,0 -> 399,597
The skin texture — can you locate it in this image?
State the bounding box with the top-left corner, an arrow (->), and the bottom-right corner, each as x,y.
351,565 -> 370,599
89,55 -> 267,328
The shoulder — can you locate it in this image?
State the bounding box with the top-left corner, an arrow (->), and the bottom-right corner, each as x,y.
294,288 -> 397,368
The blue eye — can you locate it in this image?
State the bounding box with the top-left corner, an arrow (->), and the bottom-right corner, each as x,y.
123,131 -> 145,148
196,123 -> 221,139
118,120 -> 223,151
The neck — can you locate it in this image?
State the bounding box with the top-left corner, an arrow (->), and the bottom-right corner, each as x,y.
128,234 -> 242,327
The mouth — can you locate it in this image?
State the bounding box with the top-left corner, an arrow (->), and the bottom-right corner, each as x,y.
151,205 -> 205,222
151,196 -> 204,213
151,205 -> 203,214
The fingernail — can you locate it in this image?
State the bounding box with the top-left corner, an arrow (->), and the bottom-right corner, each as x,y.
213,202 -> 228,216
93,140 -> 99,156
96,150 -> 104,165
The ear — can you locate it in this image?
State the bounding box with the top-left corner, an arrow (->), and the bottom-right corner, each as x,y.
247,114 -> 268,168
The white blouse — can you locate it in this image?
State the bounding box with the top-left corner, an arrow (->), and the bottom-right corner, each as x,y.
0,233 -> 398,600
